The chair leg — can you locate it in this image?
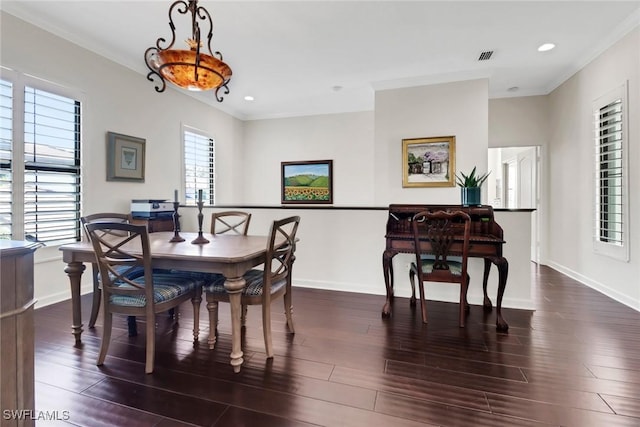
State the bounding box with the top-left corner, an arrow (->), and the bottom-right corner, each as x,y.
459,275 -> 469,328
192,292 -> 202,342
206,297 -> 218,350
97,311 -> 113,366
172,305 -> 180,324
262,304 -> 274,358
284,291 -> 295,333
464,273 -> 471,314
241,304 -> 248,327
145,312 -> 156,374
88,265 -> 101,329
409,269 -> 417,308
410,267 -> 428,324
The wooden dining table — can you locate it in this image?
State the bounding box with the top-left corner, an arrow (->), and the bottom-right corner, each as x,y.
59,231 -> 274,373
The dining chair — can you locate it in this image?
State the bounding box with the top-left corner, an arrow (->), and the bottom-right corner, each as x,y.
210,210 -> 252,235
85,221 -> 202,374
202,215 -> 300,357
80,213 -> 138,331
408,210 -> 471,327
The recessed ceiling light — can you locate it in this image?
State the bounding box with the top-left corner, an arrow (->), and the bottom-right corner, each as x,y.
244,95 -> 254,101
538,43 -> 556,52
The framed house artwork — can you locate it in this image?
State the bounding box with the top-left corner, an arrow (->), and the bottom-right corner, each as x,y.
402,136 -> 456,187
106,132 -> 146,182
281,160 -> 333,204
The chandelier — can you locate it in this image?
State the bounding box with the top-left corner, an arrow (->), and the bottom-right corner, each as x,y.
144,0 -> 232,102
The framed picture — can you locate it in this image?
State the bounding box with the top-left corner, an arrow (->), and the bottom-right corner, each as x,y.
402,136 -> 456,187
106,132 -> 145,182
281,160 -> 333,204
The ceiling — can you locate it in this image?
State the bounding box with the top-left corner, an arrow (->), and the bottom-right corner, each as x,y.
2,1 -> 639,121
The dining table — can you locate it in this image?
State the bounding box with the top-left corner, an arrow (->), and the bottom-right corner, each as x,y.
59,231 -> 274,373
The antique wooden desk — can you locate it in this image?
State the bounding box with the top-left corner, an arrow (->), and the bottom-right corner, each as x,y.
59,232 -> 273,373
383,204 -> 509,331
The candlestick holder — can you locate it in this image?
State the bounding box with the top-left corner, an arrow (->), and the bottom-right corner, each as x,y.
191,200 -> 210,244
169,201 -> 185,242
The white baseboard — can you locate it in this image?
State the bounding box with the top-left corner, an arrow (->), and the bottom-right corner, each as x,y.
35,284 -> 93,309
546,261 -> 640,312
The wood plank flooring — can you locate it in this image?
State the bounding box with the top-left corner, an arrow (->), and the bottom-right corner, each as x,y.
32,264 -> 640,426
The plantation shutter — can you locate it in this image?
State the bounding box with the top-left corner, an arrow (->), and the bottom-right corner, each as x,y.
0,79 -> 12,239
184,129 -> 214,206
23,86 -> 81,244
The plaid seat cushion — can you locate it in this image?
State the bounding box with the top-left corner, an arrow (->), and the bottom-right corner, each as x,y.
413,259 -> 463,276
109,273 -> 198,307
203,269 -> 286,297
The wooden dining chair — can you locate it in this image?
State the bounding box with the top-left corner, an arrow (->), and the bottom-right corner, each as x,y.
408,210 -> 471,327
85,221 -> 202,374
211,211 -> 252,235
202,216 -> 300,357
80,213 -> 137,330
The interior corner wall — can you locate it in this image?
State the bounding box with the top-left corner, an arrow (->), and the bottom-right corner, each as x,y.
373,79 -> 489,205
1,12 -> 243,306
547,27 -> 640,310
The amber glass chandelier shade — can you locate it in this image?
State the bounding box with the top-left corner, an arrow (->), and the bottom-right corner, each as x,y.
151,50 -> 232,91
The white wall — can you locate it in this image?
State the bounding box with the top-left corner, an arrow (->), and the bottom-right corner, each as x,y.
547,28 -> 640,309
1,12 -> 243,306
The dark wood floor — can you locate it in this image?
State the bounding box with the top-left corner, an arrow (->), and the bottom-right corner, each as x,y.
34,264 -> 640,426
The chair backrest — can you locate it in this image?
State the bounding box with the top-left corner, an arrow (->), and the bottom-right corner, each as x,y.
411,210 -> 471,278
263,216 -> 300,290
210,211 -> 252,235
85,222 -> 153,303
81,213 -> 131,241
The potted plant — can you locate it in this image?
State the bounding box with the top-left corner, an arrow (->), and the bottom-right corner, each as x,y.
455,167 -> 490,206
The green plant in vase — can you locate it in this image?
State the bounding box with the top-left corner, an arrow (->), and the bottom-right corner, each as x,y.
455,167 -> 490,206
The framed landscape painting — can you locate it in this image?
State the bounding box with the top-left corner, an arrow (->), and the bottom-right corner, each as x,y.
402,136 -> 456,187
281,160 -> 333,204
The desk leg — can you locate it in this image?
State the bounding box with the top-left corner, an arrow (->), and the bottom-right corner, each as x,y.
382,250 -> 395,318
224,276 -> 246,373
482,258 -> 494,311
64,261 -> 86,346
486,256 -> 509,331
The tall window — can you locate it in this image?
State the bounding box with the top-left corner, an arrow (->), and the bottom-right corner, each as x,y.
0,73 -> 81,244
183,126 -> 214,206
593,83 -> 628,261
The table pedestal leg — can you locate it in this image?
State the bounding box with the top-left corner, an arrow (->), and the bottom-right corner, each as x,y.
224,277 -> 246,373
64,261 -> 86,346
381,250 -> 395,317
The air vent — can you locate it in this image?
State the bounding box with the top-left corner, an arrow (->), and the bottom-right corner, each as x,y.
478,51 -> 494,61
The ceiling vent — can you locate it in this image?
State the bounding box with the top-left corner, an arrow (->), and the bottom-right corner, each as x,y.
478,51 -> 494,61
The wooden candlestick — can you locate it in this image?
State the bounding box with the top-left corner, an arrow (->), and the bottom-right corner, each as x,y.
169,201 -> 185,242
191,200 -> 209,244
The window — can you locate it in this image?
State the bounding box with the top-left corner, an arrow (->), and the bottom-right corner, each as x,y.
0,80 -> 12,239
182,126 -> 214,206
0,72 -> 81,245
593,83 -> 628,261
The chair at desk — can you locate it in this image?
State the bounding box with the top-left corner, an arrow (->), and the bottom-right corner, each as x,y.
202,216 -> 300,358
85,221 -> 202,374
408,210 -> 471,327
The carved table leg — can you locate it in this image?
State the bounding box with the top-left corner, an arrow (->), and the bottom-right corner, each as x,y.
64,261 -> 86,346
224,276 -> 246,373
482,258 -> 494,311
487,256 -> 509,331
382,251 -> 395,317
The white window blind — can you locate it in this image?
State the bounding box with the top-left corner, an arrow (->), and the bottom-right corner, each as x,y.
183,128 -> 214,206
593,83 -> 628,261
23,86 -> 81,244
0,79 -> 12,239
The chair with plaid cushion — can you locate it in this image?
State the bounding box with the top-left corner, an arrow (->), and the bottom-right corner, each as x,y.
202,216 -> 300,358
85,221 -> 202,374
408,210 -> 471,327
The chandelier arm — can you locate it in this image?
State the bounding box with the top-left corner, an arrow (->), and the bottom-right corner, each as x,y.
144,47 -> 166,92
215,83 -> 230,102
196,3 -> 216,57
157,0 -> 190,51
